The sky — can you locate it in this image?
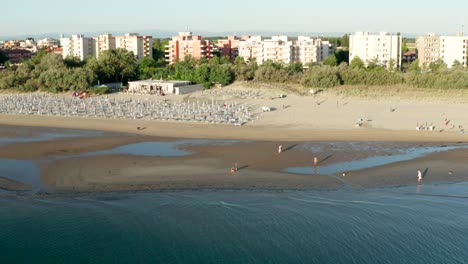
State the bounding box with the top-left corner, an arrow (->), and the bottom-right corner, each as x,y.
1,0 -> 467,38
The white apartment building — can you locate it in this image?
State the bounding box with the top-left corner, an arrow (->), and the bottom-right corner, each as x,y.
61,33 -> 152,61
349,32 -> 402,69
37,38 -> 60,49
295,36 -> 332,65
261,36 -> 294,64
238,36 -> 264,64
60,34 -> 95,61
238,35 -> 331,65
94,33 -> 116,58
416,33 -> 468,68
295,36 -> 317,64
115,33 -> 153,60
440,35 -> 468,67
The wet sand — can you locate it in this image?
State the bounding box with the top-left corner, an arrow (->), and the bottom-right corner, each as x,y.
0,132 -> 460,192
0,176 -> 32,191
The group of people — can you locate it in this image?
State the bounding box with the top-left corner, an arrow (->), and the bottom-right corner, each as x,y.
71,91 -> 89,99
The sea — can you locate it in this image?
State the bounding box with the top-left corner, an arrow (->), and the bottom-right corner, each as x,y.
1,127 -> 468,263
1,184 -> 468,264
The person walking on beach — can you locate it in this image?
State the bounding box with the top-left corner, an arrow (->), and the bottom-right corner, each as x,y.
278,145 -> 283,154
417,170 -> 423,183
314,156 -> 318,167
230,163 -> 238,173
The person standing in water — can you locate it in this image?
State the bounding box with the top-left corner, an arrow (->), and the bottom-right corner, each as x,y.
314,157 -> 318,166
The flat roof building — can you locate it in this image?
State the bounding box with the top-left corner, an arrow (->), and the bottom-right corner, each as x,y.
60,34 -> 95,61
416,33 -> 441,68
165,32 -> 213,64
350,32 -> 402,69
127,80 -> 203,95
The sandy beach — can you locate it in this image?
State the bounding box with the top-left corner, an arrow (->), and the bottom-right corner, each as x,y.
1,84 -> 468,192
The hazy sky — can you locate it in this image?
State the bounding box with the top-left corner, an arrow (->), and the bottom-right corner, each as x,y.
1,0 -> 467,37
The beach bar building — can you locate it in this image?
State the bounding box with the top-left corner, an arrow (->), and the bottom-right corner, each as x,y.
127,80 -> 204,95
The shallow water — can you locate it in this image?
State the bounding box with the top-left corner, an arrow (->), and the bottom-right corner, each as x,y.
81,139 -> 243,157
0,128 -> 104,146
286,144 -> 468,175
0,158 -> 40,190
1,183 -> 468,264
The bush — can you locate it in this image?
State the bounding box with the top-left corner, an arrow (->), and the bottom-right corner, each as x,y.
301,66 -> 341,88
92,86 -> 110,94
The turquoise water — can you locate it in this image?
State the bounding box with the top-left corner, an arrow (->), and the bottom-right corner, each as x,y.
1,183 -> 468,263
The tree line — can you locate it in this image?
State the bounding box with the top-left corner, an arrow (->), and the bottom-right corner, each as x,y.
0,42 -> 467,94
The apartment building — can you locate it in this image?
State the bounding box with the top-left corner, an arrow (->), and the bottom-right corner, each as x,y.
416,33 -> 441,68
2,49 -> 32,64
238,35 -> 332,65
262,36 -> 294,64
37,38 -> 60,49
217,36 -> 249,61
440,34 -> 468,67
61,33 -> 152,61
94,33 -> 116,58
349,32 -> 402,69
295,36 -> 328,65
416,33 -> 468,68
238,36 -> 264,64
165,32 -> 213,64
60,34 -> 95,61
115,33 -> 153,60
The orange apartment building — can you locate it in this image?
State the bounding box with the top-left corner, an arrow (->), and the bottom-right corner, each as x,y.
165,32 -> 213,64
216,36 -> 252,61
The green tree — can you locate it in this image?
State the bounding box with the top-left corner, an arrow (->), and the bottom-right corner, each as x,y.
402,40 -> 409,53
63,56 -> 84,68
335,50 -> 349,65
209,64 -> 234,86
428,59 -> 447,73
408,59 -> 421,72
84,57 -> 102,84
301,66 -> 341,88
137,57 -> 158,79
28,49 -> 48,65
452,60 -> 462,69
98,48 -> 137,83
286,62 -> 304,74
340,34 -> 349,48
152,39 -> 168,67
323,55 -> 337,66
0,49 -> 7,64
367,58 -> 384,71
194,64 -> 211,88
350,56 -> 365,69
